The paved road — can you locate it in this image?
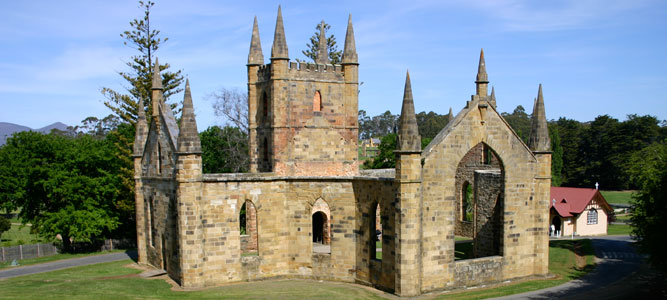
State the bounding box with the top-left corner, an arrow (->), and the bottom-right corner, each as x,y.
492,235 -> 658,300
0,250 -> 137,280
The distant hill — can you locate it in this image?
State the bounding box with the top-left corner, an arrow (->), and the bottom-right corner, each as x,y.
0,122 -> 70,146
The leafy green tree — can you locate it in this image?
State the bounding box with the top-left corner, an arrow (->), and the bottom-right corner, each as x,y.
364,133 -> 398,169
74,114 -> 120,139
554,117 -> 585,186
580,115 -> 623,189
501,105 -> 531,143
200,126 -> 249,173
0,217 -> 10,239
302,22 -> 342,64
629,142 -> 667,271
363,134 -> 432,169
358,110 -> 371,140
0,131 -> 128,251
101,0 -> 183,124
416,111 -> 450,139
549,123 -> 563,186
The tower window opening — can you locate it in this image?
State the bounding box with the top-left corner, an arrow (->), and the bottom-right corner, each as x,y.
313,91 -> 322,112
263,137 -> 268,163
261,92 -> 268,120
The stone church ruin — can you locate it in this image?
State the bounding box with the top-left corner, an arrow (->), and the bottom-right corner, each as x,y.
133,6 -> 551,297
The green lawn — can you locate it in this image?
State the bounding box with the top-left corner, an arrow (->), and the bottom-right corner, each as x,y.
600,190 -> 635,205
608,223 -> 632,235
0,240 -> 595,300
615,214 -> 631,222
0,221 -> 51,247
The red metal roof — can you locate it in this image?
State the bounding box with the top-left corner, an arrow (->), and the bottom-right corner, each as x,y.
550,187 -> 612,218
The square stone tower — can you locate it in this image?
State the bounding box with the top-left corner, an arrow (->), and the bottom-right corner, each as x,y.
247,7 -> 359,176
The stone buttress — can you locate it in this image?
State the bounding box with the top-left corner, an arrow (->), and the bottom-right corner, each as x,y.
394,71 -> 423,296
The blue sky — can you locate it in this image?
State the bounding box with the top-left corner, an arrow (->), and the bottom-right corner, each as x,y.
1,0 -> 666,129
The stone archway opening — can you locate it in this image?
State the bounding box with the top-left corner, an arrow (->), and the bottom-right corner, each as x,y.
311,198 -> 331,254
454,142 -> 504,259
240,200 -> 258,255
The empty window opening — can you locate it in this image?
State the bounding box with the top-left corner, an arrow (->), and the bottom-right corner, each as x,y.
156,143 -> 162,174
462,182 -> 473,222
587,208 -> 598,225
313,212 -> 326,243
371,203 -> 382,260
240,201 -> 259,255
263,137 -> 269,163
148,196 -> 156,248
313,91 -> 322,112
482,144 -> 492,165
311,198 -> 331,254
261,92 -> 268,120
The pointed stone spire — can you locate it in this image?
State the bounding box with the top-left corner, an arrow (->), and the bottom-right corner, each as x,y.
342,14 -> 358,65
490,86 -> 496,107
133,99 -> 148,156
177,79 -> 201,154
152,58 -> 163,90
448,107 -> 453,123
270,5 -> 289,60
151,58 -> 163,117
475,49 -> 489,96
315,21 -> 329,64
398,71 -> 421,151
248,16 -> 264,65
528,84 -> 551,152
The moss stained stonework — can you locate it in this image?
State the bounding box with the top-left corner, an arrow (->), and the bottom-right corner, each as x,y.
133,8 -> 551,297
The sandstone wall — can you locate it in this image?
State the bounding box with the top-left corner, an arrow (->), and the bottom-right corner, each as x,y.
419,96 -> 547,292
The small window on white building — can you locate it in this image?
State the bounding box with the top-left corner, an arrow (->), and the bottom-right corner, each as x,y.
587,208 -> 598,225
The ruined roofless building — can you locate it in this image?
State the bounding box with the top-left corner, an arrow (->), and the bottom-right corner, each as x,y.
133,6 -> 551,297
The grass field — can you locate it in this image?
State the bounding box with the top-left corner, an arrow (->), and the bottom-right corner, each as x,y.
608,223 -> 632,235
0,240 -> 595,300
600,190 -> 635,205
0,219 -> 51,247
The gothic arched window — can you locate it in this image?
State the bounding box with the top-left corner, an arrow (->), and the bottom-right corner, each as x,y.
587,208 -> 598,225
313,91 -> 322,112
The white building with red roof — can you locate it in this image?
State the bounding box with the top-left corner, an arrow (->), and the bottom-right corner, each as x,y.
549,187 -> 613,237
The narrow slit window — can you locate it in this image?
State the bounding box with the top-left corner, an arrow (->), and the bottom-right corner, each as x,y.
157,143 -> 162,174
373,203 -> 382,260
240,201 -> 259,255
262,92 -> 268,120
313,91 -> 322,112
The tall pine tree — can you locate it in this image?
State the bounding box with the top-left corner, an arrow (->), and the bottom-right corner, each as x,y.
302,22 -> 343,64
101,0 -> 183,124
